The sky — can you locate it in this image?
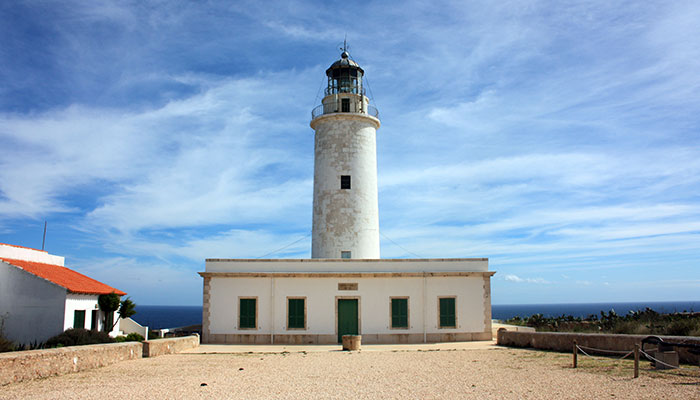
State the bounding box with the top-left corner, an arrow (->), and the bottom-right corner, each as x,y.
1,0 -> 699,306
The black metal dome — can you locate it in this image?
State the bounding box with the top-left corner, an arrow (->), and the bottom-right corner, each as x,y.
326,51 -> 364,76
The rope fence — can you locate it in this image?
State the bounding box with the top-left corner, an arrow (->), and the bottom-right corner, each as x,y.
572,340 -> 699,379
576,345 -> 635,359
639,349 -> 698,372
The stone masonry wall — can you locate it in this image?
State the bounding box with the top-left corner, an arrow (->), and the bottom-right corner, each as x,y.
311,114 -> 380,259
497,330 -> 700,364
143,335 -> 199,358
0,342 -> 142,386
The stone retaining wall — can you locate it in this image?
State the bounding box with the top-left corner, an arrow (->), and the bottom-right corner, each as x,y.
0,342 -> 142,386
1,335 -> 200,386
497,330 -> 700,364
143,335 -> 199,358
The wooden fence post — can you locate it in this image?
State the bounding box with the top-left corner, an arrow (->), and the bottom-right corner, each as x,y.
634,343 -> 640,378
573,340 -> 578,368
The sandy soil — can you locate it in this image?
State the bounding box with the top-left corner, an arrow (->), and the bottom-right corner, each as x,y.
2,347 -> 698,399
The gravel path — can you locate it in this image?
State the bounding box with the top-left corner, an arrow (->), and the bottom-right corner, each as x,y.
2,347 -> 698,399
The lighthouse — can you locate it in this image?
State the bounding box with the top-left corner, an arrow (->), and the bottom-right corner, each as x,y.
200,46 -> 494,346
310,48 -> 381,259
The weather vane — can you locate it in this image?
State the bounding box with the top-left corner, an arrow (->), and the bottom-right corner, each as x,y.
340,35 -> 349,54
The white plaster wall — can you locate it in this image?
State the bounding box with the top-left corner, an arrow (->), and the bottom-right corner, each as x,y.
120,317 -> 148,338
272,277 -> 426,334
206,258 -> 489,273
63,294 -> 101,332
208,278 -> 271,334
310,111 -> 380,259
425,277 -> 486,332
0,261 -> 66,344
0,244 -> 64,266
207,275 -> 486,336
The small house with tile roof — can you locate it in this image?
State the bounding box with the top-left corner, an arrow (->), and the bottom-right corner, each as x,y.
0,243 -> 126,345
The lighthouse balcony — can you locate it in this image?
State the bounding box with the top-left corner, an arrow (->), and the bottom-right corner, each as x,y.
311,102 -> 379,120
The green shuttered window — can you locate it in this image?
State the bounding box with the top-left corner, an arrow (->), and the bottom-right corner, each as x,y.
287,298 -> 305,329
73,310 -> 86,329
239,298 -> 257,329
439,297 -> 456,328
391,298 -> 408,328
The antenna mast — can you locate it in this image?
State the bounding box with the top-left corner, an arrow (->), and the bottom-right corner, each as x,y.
41,221 -> 47,251
340,35 -> 349,54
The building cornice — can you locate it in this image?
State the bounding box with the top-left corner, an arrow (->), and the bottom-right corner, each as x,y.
206,258 -> 488,262
198,271 -> 496,278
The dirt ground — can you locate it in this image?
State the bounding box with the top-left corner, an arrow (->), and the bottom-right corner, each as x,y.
2,346 -> 699,399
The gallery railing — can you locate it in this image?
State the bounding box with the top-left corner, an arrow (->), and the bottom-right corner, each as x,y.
311,104 -> 379,120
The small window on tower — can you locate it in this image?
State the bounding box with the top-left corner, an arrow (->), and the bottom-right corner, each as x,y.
341,251 -> 351,259
341,98 -> 350,112
341,175 -> 351,189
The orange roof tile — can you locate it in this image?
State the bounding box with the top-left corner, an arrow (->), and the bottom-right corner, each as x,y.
0,257 -> 126,296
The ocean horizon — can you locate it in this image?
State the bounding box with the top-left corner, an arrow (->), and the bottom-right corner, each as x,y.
130,300 -> 700,330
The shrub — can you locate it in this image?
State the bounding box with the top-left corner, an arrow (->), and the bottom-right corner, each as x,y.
0,335 -> 15,353
525,314 -> 547,328
664,319 -> 698,336
115,333 -> 145,342
125,332 -> 144,342
46,329 -> 115,348
502,310 -> 700,336
612,320 -> 648,335
14,341 -> 45,351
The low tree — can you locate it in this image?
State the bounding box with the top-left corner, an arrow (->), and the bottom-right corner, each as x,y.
119,297 -> 137,321
98,293 -> 120,332
98,294 -> 138,332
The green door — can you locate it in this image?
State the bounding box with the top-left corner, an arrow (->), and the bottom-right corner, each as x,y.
337,299 -> 358,343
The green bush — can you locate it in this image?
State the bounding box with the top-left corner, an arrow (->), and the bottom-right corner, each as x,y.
115,333 -> 145,342
611,320 -> 648,335
125,332 -> 144,341
664,319 -> 698,336
505,309 -> 700,336
46,328 -> 115,348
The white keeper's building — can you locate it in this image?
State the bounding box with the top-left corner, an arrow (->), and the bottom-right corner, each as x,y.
200,49 -> 494,344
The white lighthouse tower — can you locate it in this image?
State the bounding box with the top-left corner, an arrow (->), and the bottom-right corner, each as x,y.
310,48 -> 381,259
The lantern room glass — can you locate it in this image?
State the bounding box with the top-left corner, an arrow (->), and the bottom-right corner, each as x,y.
327,68 -> 363,95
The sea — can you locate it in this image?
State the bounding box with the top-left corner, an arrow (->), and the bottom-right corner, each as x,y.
130,301 -> 700,330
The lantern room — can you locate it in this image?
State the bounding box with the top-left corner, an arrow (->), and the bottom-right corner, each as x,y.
325,51 -> 364,95
312,49 -> 379,120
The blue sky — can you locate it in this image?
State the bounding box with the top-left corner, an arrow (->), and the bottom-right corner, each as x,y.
1,1 -> 699,306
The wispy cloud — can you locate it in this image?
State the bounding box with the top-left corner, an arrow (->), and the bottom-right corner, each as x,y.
1,1 -> 700,305
504,274 -> 551,284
